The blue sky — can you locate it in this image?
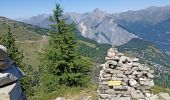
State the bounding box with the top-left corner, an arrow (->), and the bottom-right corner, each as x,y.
1,0 -> 170,18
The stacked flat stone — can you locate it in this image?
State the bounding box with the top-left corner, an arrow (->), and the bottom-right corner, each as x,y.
98,46 -> 155,100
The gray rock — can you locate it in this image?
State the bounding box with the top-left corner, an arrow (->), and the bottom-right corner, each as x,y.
128,75 -> 136,79
145,92 -> 151,97
107,52 -> 116,58
105,89 -> 115,94
99,94 -> 108,99
128,87 -> 138,99
139,66 -> 150,71
103,74 -> 112,78
147,73 -> 154,78
129,79 -> 138,86
137,86 -> 152,90
99,85 -> 109,90
115,97 -> 131,100
120,56 -> 128,62
117,53 -> 124,56
122,63 -> 132,69
110,70 -> 123,74
149,70 -> 154,74
112,56 -> 120,61
100,70 -> 107,76
139,78 -> 147,85
122,64 -> 132,68
146,94 -> 159,100
147,80 -> 155,87
132,62 -> 140,67
132,58 -> 139,62
107,48 -> 117,53
137,74 -> 143,78
118,61 -> 124,67
132,71 -> 141,75
111,77 -> 123,81
106,60 -> 117,66
158,93 -> 170,100
132,67 -> 138,71
103,68 -> 111,73
55,97 -> 65,100
100,77 -> 111,81
142,71 -> 148,74
99,64 -> 106,70
124,70 -> 133,75
117,73 -> 127,78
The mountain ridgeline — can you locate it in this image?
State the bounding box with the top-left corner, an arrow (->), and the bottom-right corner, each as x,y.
0,16 -> 48,41
115,6 -> 170,53
16,5 -> 170,54
16,9 -> 138,46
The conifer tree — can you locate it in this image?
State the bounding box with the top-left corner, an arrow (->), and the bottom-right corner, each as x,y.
2,27 -> 24,68
40,4 -> 91,90
1,26 -> 35,96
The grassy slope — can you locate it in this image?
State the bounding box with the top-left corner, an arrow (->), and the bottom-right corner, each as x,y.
153,86 -> 170,95
0,17 -> 48,41
29,84 -> 98,100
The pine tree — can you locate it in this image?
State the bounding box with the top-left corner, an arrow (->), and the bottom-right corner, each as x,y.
1,26 -> 35,97
2,27 -> 24,68
40,4 -> 91,91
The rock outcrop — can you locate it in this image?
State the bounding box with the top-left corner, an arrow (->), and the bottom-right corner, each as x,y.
0,45 -> 25,100
0,61 -> 26,100
98,46 -> 170,100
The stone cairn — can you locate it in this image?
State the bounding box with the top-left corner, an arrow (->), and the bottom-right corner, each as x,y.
98,46 -> 170,100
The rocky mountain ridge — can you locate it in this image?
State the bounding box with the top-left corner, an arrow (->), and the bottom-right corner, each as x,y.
16,5 -> 170,52
16,9 -> 138,46
114,5 -> 170,52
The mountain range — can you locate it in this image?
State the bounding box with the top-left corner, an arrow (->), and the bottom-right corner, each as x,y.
16,5 -> 170,53
16,9 -> 138,46
115,5 -> 170,53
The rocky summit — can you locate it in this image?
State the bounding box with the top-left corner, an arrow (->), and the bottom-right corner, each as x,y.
98,46 -> 170,100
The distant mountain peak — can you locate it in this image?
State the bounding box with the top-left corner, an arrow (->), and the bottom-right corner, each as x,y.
35,14 -> 49,18
92,8 -> 108,14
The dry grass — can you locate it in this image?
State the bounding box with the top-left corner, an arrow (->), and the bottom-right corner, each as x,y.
29,84 -> 98,100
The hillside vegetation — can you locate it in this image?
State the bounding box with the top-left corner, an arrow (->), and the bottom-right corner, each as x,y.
0,16 -> 48,41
